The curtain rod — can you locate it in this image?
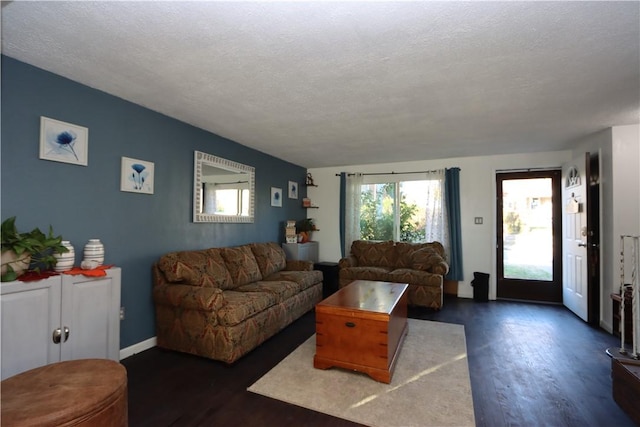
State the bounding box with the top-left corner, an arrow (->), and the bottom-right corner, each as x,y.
495,167 -> 560,173
335,169 -> 447,177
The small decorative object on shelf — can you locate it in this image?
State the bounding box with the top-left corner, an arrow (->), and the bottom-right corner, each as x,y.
54,241 -> 75,272
83,239 -> 105,266
296,218 -> 318,243
302,197 -> 311,207
285,220 -> 297,243
305,173 -> 315,186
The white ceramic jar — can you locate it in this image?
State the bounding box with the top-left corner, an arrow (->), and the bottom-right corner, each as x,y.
54,241 -> 75,272
83,239 -> 104,266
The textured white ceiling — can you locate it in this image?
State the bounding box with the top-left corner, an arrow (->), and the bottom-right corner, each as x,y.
2,1 -> 639,168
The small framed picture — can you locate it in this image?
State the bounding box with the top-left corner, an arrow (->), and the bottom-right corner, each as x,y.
271,187 -> 282,207
121,157 -> 155,194
288,181 -> 298,199
39,116 -> 89,166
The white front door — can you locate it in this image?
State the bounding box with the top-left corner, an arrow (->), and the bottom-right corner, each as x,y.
562,157 -> 588,321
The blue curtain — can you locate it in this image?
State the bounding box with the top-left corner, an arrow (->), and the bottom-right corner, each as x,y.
445,168 -> 464,281
339,172 -> 347,258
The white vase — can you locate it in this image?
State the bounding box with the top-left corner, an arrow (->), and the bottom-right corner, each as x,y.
83,239 -> 104,266
54,241 -> 75,272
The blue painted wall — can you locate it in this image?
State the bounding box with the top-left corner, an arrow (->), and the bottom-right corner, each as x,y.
1,56 -> 309,349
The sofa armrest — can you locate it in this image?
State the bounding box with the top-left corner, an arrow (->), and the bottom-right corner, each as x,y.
431,258 -> 450,276
412,249 -> 449,276
284,260 -> 314,271
338,256 -> 358,269
153,283 -> 226,312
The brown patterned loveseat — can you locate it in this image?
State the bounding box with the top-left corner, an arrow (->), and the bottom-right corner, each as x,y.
339,240 -> 449,309
153,242 -> 322,363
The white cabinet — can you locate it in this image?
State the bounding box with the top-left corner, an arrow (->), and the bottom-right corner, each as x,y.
0,276 -> 61,380
282,242 -> 319,262
0,267 -> 121,380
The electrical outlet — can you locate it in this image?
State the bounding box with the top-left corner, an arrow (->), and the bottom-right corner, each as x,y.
119,307 -> 125,320
474,217 -> 483,225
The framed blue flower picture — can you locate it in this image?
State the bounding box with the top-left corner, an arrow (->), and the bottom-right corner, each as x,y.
39,116 -> 89,166
271,187 -> 282,207
121,156 -> 155,194
288,181 -> 298,199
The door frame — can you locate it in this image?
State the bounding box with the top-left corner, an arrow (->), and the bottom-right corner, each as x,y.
586,152 -> 601,325
496,170 -> 563,303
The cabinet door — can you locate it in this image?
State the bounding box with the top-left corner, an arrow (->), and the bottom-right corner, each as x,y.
0,277 -> 62,380
60,268 -> 121,361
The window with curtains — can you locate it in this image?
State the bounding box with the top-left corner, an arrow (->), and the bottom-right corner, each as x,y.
358,173 -> 448,246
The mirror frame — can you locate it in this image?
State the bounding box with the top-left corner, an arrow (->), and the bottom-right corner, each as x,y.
193,150 -> 255,223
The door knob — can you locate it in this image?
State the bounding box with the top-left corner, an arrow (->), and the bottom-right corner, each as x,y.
63,326 -> 70,342
578,242 -> 587,247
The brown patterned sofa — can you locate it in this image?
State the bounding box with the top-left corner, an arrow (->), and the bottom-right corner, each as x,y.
152,242 -> 322,363
339,240 -> 449,309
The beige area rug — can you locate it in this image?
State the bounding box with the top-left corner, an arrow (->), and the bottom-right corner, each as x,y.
248,319 -> 475,427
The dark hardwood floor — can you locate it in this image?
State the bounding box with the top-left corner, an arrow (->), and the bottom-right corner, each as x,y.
122,296 -> 636,426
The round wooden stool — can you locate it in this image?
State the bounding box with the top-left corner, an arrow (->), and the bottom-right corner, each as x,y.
0,359 -> 127,426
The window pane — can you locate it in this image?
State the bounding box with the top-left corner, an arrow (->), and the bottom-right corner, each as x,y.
359,180 -> 438,243
214,189 -> 239,215
240,189 -> 249,216
360,183 -> 395,241
399,181 -> 428,242
502,178 -> 553,281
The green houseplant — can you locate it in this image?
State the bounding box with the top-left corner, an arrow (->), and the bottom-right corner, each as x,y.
1,217 -> 69,282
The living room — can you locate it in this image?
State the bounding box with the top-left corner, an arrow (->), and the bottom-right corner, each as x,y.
1,2 -> 639,425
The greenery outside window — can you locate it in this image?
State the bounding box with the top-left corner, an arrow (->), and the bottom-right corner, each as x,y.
359,176 -> 443,243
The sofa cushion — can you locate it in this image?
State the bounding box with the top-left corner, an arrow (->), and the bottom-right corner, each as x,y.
236,280 -> 300,303
263,270 -> 323,291
395,241 -> 446,268
394,242 -> 420,268
351,240 -> 396,268
339,266 -> 393,283
387,268 -> 443,287
216,290 -> 276,326
221,245 -> 263,287
250,242 -> 287,277
412,247 -> 439,270
157,249 -> 233,289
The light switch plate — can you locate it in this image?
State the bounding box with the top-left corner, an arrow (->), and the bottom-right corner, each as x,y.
474,217 -> 483,225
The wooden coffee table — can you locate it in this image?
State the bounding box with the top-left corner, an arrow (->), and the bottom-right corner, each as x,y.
313,280 -> 408,383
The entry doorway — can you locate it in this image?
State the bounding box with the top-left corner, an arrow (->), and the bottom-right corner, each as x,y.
496,170 -> 562,302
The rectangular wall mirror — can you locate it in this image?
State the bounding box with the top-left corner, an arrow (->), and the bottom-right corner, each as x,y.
193,151 -> 255,223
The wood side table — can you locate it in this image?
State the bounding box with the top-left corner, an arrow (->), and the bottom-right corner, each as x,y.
1,358 -> 128,426
314,280 -> 408,383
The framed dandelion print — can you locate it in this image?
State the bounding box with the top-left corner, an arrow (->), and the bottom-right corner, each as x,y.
39,116 -> 89,166
288,181 -> 298,199
271,187 -> 282,207
121,157 -> 155,194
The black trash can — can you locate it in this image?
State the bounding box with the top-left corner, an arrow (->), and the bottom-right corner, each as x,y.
471,272 -> 490,302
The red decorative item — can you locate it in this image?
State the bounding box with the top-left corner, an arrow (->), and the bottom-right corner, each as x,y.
63,264 -> 114,278
18,270 -> 60,282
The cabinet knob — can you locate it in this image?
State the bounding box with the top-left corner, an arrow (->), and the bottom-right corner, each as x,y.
52,327 -> 70,344
52,328 -> 62,344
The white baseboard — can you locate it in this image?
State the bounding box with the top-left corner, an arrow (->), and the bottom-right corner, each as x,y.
600,320 -> 613,334
119,336 -> 157,360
